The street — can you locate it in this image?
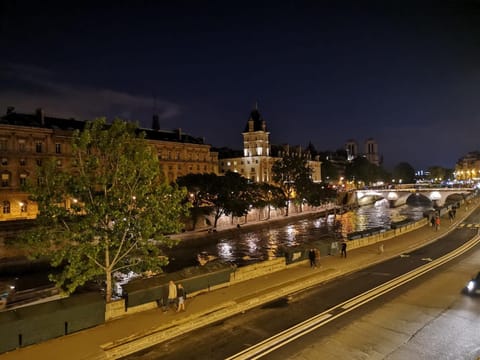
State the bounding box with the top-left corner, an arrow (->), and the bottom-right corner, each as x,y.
122,211 -> 480,359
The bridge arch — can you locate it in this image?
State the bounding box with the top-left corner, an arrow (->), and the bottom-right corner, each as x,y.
354,188 -> 473,208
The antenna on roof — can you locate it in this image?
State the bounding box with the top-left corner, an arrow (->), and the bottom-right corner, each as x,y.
152,93 -> 160,130
255,99 -> 259,110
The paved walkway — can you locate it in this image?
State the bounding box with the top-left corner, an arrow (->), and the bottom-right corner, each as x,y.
0,201 -> 478,360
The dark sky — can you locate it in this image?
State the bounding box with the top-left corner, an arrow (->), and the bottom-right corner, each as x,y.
1,0 -> 480,171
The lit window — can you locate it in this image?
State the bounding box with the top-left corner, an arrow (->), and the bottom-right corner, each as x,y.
19,174 -> 27,186
1,173 -> 10,187
56,159 -> 62,167
2,201 -> 10,214
20,201 -> 27,213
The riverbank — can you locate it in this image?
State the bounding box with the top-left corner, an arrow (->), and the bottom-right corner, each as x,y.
170,204 -> 343,244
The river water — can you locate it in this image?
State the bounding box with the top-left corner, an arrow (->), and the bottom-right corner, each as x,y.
164,196 -> 434,272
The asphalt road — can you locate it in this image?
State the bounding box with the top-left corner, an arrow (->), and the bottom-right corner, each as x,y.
122,209 -> 480,360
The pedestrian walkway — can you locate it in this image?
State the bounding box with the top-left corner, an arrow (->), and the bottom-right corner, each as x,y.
0,201 -> 478,360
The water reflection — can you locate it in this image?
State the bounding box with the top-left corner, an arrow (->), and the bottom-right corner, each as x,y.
165,201 -> 434,272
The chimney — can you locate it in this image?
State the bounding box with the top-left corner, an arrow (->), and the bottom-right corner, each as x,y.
152,114 -> 160,130
177,128 -> 182,140
36,108 -> 45,126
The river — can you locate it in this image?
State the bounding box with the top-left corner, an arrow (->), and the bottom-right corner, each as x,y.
163,195 -> 434,272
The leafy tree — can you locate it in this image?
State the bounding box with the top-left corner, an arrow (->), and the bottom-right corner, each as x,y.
21,118 -> 190,302
427,166 -> 451,182
251,182 -> 285,219
321,159 -> 339,183
271,155 -> 312,216
176,173 -> 218,229
392,162 -> 416,184
303,182 -> 337,207
210,171 -> 252,227
345,157 -> 375,184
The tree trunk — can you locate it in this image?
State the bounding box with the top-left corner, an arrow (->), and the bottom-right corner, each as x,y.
105,245 -> 112,303
105,269 -> 113,303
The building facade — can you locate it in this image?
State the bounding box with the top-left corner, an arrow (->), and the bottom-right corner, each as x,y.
455,151 -> 480,181
218,106 -> 322,184
0,108 -> 218,221
345,138 -> 380,166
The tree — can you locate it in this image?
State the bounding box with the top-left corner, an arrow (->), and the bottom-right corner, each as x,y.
210,171 -> 252,227
176,173 -> 218,229
271,155 -> 312,216
427,166 -> 452,182
303,182 -> 337,207
21,118 -> 190,302
251,182 -> 285,219
392,162 -> 416,184
320,159 -> 339,183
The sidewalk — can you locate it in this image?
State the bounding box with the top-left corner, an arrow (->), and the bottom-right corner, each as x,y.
0,202 -> 477,360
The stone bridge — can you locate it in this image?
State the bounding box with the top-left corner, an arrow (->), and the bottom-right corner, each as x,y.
354,188 -> 474,208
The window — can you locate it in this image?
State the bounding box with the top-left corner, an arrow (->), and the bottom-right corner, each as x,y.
55,143 -> 62,154
20,201 -> 27,213
18,139 -> 26,152
20,159 -> 26,166
0,139 -> 7,151
19,173 -> 27,186
36,159 -> 42,166
36,142 -> 43,153
1,173 -> 10,187
1,158 -> 7,166
2,201 -> 10,214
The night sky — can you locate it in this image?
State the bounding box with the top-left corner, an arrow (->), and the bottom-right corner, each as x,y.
1,0 -> 480,171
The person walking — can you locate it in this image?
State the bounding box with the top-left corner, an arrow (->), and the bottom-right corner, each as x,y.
167,280 -> 177,311
341,241 -> 347,258
308,248 -> 317,268
176,283 -> 186,312
435,216 -> 440,231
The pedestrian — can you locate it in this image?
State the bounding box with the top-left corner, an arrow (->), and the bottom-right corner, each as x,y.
314,248 -> 321,266
341,241 -> 347,258
167,280 -> 177,311
435,216 -> 440,231
430,216 -> 435,228
448,210 -> 454,222
176,283 -> 186,312
308,248 -> 316,268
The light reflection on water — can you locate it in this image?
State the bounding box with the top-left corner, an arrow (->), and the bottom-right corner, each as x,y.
166,200 -> 434,271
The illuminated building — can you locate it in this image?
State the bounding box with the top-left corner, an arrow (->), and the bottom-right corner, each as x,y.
0,108 -> 218,221
218,105 -> 322,184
